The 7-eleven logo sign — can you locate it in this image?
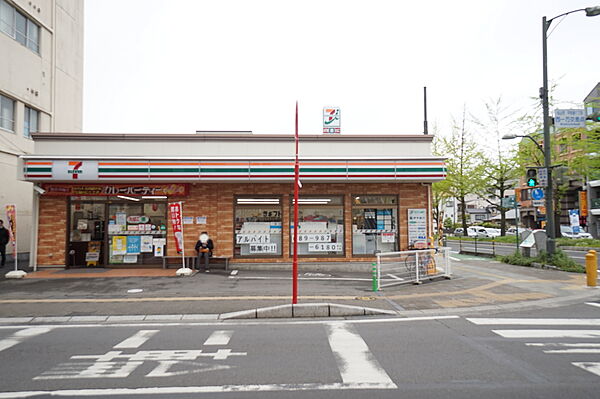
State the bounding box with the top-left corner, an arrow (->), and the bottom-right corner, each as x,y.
68,161 -> 83,179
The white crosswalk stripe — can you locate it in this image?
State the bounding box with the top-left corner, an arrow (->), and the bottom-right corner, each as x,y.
467,316 -> 600,378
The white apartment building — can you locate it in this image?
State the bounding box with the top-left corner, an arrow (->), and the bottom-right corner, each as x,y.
0,0 -> 83,260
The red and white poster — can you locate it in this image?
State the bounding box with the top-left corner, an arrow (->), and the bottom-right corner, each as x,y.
168,202 -> 184,254
5,204 -> 16,257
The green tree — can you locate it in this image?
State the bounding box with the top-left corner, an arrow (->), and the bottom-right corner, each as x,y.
471,97 -> 521,235
436,108 -> 487,236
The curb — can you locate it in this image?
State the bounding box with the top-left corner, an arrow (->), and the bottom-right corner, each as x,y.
0,304 -> 398,324
219,303 -> 397,320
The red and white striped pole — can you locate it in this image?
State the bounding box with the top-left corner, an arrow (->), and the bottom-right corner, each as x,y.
292,101 -> 300,304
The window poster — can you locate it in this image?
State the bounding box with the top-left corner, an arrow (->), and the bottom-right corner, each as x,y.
126,235 -> 141,254
123,255 -> 138,263
112,236 -> 127,255
141,235 -> 153,253
116,212 -> 127,226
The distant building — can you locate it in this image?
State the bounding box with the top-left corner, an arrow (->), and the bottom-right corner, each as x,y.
0,0 -> 83,261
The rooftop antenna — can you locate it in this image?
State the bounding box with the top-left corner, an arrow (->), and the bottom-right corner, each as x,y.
423,86 -> 429,135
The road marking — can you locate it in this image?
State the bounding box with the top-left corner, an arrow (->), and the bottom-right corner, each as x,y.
572,362 -> 600,377
449,256 -> 460,261
326,323 -> 396,385
526,343 -> 600,347
0,383 -> 397,398
114,330 -> 158,349
385,274 -> 404,281
493,329 -> 600,339
585,302 -> 600,309
0,327 -> 51,353
543,349 -> 600,354
204,330 -> 233,346
468,318 -> 600,326
0,315 -> 460,329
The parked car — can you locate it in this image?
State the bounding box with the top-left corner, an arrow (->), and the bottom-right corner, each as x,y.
454,227 -> 478,237
484,228 -> 501,238
506,227 -> 528,236
468,226 -> 489,238
560,225 -> 593,239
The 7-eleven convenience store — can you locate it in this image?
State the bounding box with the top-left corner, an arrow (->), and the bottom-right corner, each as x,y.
19,132 -> 446,271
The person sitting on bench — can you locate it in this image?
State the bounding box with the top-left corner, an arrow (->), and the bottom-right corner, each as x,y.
195,232 -> 214,272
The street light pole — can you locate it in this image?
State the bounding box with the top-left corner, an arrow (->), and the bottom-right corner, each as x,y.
540,6 -> 600,255
541,15 -> 555,255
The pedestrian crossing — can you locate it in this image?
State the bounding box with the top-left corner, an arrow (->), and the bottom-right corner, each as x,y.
467,307 -> 600,378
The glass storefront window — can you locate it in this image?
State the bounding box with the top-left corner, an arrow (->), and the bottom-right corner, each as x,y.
234,197 -> 282,257
352,195 -> 398,255
289,196 -> 344,256
107,202 -> 167,265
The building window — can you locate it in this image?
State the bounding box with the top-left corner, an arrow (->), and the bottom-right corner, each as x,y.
0,0 -> 40,53
234,197 -> 282,257
289,196 -> 344,256
351,195 -> 398,255
0,94 -> 14,132
24,106 -> 38,138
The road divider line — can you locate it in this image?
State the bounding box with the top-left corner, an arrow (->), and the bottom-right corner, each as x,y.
0,382 -> 398,398
0,327 -> 52,353
204,330 -> 233,346
326,323 -> 396,385
493,329 -> 600,339
114,330 -> 158,349
468,318 -> 600,326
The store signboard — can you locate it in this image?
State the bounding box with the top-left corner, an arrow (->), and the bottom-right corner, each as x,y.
408,208 -> 427,248
323,107 -> 341,134
579,191 -> 588,217
569,209 -> 581,233
40,184 -> 189,196
53,161 -> 99,180
554,109 -> 586,128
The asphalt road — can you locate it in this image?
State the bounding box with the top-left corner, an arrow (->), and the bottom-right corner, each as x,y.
446,239 -> 595,265
2,302 -> 600,398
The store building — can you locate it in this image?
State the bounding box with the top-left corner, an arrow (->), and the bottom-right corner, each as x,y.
19,132 -> 446,270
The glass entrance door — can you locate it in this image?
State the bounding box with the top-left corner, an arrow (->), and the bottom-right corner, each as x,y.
68,202 -> 106,267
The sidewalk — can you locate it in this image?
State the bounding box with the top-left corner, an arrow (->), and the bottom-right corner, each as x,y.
0,253 -> 598,319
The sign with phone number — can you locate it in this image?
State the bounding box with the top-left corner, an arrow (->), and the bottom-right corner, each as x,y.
298,234 -> 331,243
308,243 -> 342,252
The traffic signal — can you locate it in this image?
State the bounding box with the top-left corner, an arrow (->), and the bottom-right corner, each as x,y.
587,111 -> 600,122
526,168 -> 538,187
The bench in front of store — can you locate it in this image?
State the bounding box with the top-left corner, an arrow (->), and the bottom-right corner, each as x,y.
162,255 -> 230,271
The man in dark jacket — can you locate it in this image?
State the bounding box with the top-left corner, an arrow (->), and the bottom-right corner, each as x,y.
0,219 -> 10,267
194,231 -> 214,272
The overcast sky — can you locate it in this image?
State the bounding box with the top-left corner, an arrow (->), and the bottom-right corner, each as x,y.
83,0 -> 600,138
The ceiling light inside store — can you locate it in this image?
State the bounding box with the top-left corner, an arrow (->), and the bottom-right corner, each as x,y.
141,196 -> 168,199
237,198 -> 280,204
298,199 -> 331,203
117,195 -> 140,202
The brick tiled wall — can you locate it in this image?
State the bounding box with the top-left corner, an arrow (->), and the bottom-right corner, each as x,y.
167,182 -> 430,263
37,197 -> 68,266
